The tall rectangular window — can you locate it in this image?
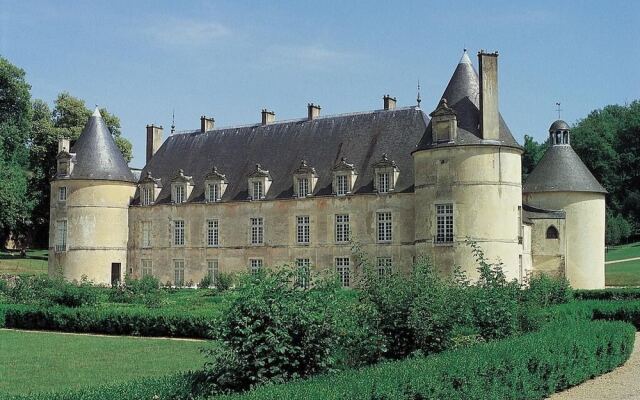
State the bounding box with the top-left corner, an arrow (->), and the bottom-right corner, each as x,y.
252,181 -> 263,200
207,259 -> 219,285
336,175 -> 348,195
377,212 -> 392,242
206,219 -> 219,247
296,216 -> 310,244
142,221 -> 152,248
173,220 -> 185,246
249,258 -> 263,274
435,204 -> 454,244
142,187 -> 152,205
335,214 -> 350,243
296,258 -> 310,289
377,172 -> 390,193
175,185 -> 185,203
174,259 -> 185,287
55,220 -> 67,252
377,257 -> 392,277
336,257 -> 350,287
207,183 -> 220,202
141,259 -> 153,277
250,217 -> 264,245
298,178 -> 309,197
58,186 -> 67,202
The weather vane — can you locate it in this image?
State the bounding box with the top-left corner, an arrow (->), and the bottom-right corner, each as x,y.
417,79 -> 422,107
171,109 -> 176,134
555,102 -> 562,119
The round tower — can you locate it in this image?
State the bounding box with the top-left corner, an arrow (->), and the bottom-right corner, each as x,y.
413,50 -> 524,281
49,108 -> 136,285
523,120 -> 607,289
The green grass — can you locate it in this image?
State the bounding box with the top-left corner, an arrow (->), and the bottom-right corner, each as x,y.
606,259 -> 640,287
0,250 -> 48,275
606,242 -> 640,261
0,329 -> 207,395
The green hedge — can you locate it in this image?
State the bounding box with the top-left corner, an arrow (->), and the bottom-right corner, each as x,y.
574,288 -> 640,301
0,304 -> 215,339
211,320 -> 634,400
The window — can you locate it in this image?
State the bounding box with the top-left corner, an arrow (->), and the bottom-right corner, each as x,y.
58,160 -> 69,176
141,259 -> 153,277
142,186 -> 153,205
296,258 -> 311,289
336,257 -> 350,287
55,220 -> 67,252
336,175 -> 348,196
250,217 -> 264,245
377,172 -> 390,193
207,183 -> 220,202
435,204 -> 454,244
252,181 -> 263,200
173,220 -> 185,246
174,185 -> 185,203
377,257 -> 392,277
377,212 -> 392,242
174,259 -> 185,287
546,226 -> 559,239
207,259 -> 219,285
335,214 -> 350,243
142,221 -> 151,248
206,219 -> 219,247
298,178 -> 310,198
296,216 -> 310,244
58,186 -> 67,202
250,258 -> 263,274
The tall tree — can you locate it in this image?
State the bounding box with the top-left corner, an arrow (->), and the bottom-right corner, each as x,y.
521,134 -> 547,180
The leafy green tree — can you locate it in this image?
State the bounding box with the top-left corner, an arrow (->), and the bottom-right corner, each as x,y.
521,134 -> 547,180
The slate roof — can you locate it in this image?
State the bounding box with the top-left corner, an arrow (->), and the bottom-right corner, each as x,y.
549,120 -> 570,131
523,144 -> 607,194
415,51 -> 521,151
523,203 -> 566,222
61,108 -> 136,183
137,107 -> 428,204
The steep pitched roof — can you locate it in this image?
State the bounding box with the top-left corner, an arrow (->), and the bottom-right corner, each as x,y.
137,107 -> 427,204
523,203 -> 566,221
523,144 -> 607,194
415,51 -> 521,151
65,108 -> 136,182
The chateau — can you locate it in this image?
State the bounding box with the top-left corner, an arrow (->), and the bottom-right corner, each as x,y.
48,50 -> 607,289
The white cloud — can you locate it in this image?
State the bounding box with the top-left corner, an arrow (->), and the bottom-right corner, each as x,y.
144,18 -> 231,46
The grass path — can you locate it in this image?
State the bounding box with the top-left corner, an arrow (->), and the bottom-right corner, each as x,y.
606,257 -> 640,265
0,329 -> 207,395
548,332 -> 639,400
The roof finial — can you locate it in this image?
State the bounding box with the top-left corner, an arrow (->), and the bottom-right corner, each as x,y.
416,79 -> 421,107
555,102 -> 562,119
171,109 -> 176,134
92,105 -> 101,117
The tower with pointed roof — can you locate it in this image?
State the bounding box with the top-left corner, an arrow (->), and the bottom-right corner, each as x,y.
412,50 -> 525,281
49,108 -> 136,285
523,120 -> 606,289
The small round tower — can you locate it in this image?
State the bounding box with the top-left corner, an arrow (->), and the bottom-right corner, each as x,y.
49,108 -> 136,285
523,120 -> 607,289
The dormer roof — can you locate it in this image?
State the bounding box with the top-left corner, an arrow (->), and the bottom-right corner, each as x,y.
205,166 -> 227,181
171,169 -> 194,184
332,157 -> 356,172
248,164 -> 271,179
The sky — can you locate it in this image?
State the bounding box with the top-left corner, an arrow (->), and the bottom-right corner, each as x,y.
1,0 -> 639,167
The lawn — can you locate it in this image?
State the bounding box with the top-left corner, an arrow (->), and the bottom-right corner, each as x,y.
0,249 -> 48,275
0,329 -> 207,395
606,242 -> 640,287
606,242 -> 640,262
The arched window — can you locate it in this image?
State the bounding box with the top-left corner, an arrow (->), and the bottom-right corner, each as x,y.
546,225 -> 559,239
563,131 -> 569,144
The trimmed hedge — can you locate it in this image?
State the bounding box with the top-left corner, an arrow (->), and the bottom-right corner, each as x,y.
0,304 -> 215,339
574,288 -> 640,301
210,320 -> 635,400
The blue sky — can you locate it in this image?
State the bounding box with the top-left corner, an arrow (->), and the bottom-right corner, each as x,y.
1,0 -> 639,167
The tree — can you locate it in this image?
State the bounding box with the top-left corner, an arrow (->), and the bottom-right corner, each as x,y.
521,134 -> 547,180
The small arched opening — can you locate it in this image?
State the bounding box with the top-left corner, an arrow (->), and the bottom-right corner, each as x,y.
546,225 -> 559,239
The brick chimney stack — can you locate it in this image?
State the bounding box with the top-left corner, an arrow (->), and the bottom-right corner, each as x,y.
146,124 -> 163,163
261,109 -> 275,125
383,95 -> 397,110
200,116 -> 215,133
478,51 -> 499,140
307,103 -> 321,120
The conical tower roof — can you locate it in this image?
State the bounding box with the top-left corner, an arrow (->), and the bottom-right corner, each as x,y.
523,121 -> 606,194
415,50 -> 520,150
66,108 -> 136,182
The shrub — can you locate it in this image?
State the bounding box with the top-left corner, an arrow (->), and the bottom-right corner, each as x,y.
523,273 -> 573,307
108,275 -> 163,307
199,273 -> 213,289
215,272 -> 235,293
212,320 -> 635,400
574,288 -> 640,301
3,275 -> 98,307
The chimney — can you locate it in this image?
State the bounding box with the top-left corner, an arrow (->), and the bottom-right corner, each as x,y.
146,124 -> 164,163
307,103 -> 321,120
261,109 -> 275,125
58,138 -> 70,153
200,116 -> 215,132
478,51 -> 499,140
383,95 -> 397,110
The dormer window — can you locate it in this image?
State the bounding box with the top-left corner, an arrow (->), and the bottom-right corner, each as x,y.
332,157 -> 357,196
56,151 -> 75,178
429,98 -> 457,143
248,164 -> 271,201
204,166 -> 227,202
372,154 -> 400,194
139,171 -> 162,206
293,160 -> 318,198
170,169 -> 194,204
